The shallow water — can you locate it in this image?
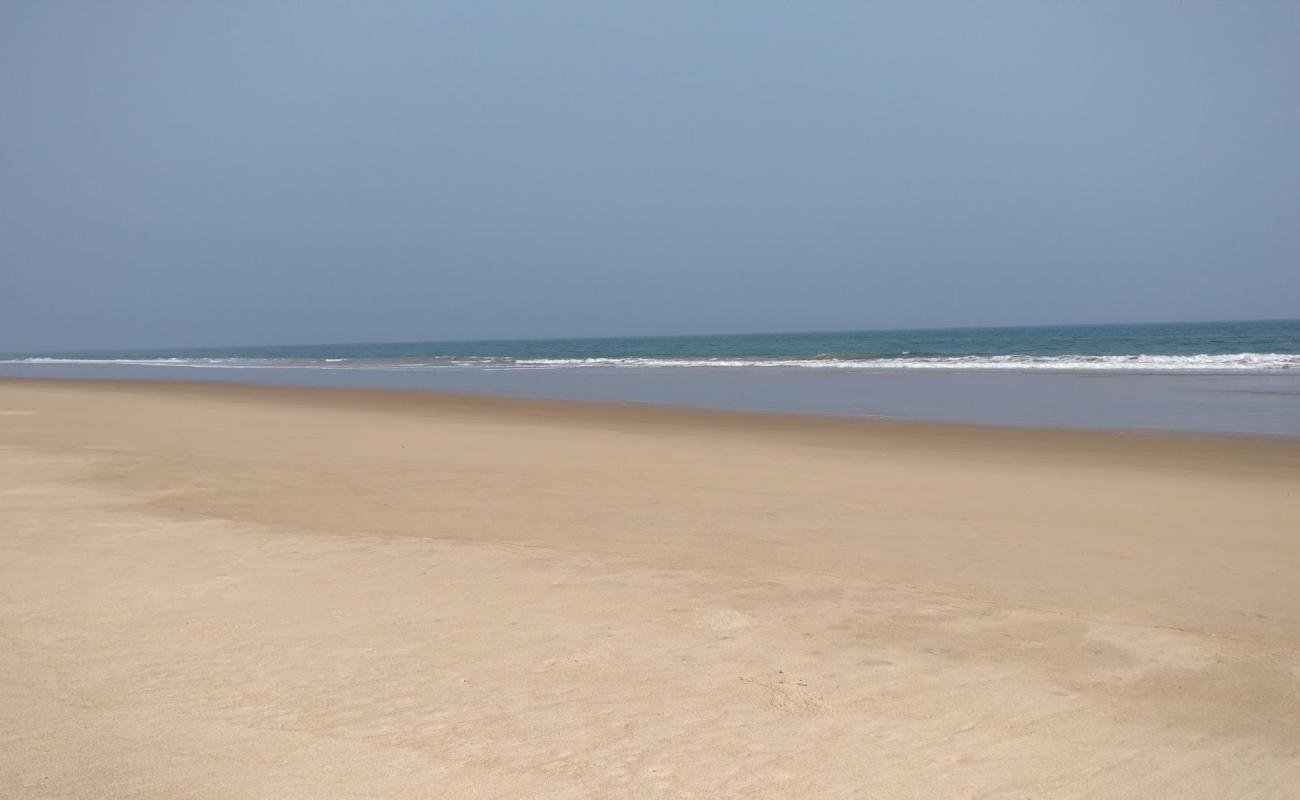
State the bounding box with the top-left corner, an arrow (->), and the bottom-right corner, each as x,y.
3,361 -> 1298,437
4,320 -> 1298,435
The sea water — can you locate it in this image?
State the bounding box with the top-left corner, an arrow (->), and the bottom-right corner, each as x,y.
3,319 -> 1298,435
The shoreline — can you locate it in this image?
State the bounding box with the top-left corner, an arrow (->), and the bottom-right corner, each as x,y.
4,360 -> 1297,438
3,376 -> 1298,796
5,373 -> 1300,447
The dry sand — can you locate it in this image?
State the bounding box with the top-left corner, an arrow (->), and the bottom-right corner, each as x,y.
1,378 -> 1298,798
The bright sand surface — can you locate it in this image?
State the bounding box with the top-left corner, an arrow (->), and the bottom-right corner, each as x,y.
2,378 -> 1298,798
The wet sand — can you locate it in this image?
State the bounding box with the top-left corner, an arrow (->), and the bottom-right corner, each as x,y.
4,360 -> 1299,436
2,378 -> 1298,798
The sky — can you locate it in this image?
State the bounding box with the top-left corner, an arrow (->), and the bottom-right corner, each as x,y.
2,2 -> 1298,352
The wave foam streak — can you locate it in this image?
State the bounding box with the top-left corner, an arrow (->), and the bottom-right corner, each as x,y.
514,353 -> 1300,371
4,353 -> 1299,372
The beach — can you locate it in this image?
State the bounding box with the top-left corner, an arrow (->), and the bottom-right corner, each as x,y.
2,377 -> 1298,797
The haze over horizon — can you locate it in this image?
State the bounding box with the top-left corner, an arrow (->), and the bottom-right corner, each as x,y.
4,2 -> 1299,352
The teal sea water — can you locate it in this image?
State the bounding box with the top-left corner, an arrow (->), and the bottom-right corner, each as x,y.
4,319 -> 1299,371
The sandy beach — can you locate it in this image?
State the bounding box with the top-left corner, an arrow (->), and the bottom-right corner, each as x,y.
1,378 -> 1297,798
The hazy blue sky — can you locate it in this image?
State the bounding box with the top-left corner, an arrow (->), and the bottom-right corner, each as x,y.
3,2 -> 1298,351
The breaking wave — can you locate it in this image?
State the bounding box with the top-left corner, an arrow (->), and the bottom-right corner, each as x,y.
4,353 -> 1299,372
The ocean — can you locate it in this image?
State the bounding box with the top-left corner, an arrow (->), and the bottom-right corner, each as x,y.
6,319 -> 1299,371
3,319 -> 1299,435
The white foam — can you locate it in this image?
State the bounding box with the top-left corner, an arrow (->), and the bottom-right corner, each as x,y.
511,353 -> 1300,371
3,353 -> 1298,372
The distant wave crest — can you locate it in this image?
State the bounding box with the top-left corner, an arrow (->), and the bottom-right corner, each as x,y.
513,353 -> 1300,370
4,352 -> 1299,372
